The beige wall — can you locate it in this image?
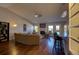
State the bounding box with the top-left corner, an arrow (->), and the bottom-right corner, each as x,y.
0,7 -> 33,40
69,4 -> 79,54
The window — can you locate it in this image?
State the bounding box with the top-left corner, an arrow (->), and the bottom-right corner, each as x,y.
48,25 -> 53,33
56,25 -> 60,30
64,25 -> 67,37
34,25 -> 39,32
56,25 -> 60,35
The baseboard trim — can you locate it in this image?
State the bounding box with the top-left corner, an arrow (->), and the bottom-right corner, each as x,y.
68,50 -> 73,55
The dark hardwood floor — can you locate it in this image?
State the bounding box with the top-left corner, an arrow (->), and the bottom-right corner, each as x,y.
0,37 -> 65,55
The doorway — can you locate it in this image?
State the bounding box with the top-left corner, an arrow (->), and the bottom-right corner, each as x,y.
0,22 -> 9,42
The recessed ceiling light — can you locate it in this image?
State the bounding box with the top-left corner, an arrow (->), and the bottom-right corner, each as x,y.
61,10 -> 67,18
34,14 -> 42,18
34,14 -> 39,18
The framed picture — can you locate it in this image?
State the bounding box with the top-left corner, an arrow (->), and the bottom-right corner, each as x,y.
40,23 -> 46,28
23,24 -> 27,32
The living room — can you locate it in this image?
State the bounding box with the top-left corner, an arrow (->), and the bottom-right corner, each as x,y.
0,3 -> 68,55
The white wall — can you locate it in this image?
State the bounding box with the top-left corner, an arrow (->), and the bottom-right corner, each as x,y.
35,21 -> 68,37
0,7 -> 33,40
47,21 -> 68,36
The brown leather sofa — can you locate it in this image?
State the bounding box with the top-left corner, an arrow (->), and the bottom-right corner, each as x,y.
14,33 -> 40,45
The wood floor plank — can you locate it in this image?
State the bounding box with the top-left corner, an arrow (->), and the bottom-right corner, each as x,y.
0,37 -> 65,55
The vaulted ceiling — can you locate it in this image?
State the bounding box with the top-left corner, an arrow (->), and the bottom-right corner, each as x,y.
0,3 -> 68,24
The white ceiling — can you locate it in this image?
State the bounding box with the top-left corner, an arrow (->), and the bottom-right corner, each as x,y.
0,3 -> 68,24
